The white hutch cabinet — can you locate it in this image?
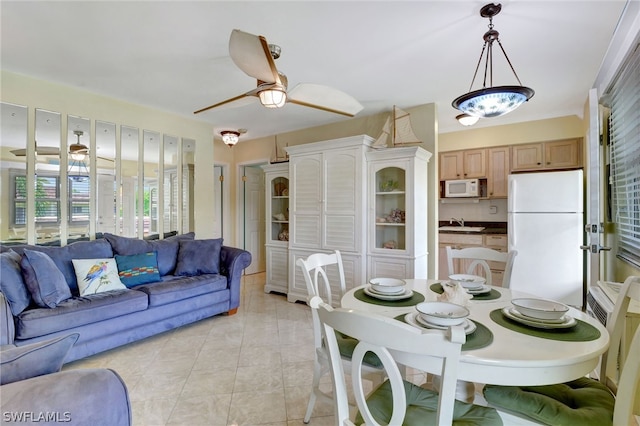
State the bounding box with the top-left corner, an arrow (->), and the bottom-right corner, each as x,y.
366,146 -> 431,280
261,163 -> 290,295
286,135 -> 374,303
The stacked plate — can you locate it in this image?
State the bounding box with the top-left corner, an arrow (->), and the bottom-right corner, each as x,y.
364,278 -> 412,300
448,274 -> 491,295
503,298 -> 576,329
407,302 -> 476,334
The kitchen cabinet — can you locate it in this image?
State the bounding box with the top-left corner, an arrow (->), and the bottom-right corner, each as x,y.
286,135 -> 373,303
439,149 -> 486,180
367,146 -> 431,280
511,138 -> 582,172
438,232 -> 509,286
487,147 -> 510,198
262,163 -> 289,295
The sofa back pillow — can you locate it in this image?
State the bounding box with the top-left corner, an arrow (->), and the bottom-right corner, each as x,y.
114,252 -> 161,287
5,239 -> 114,295
71,258 -> 127,296
174,238 -> 223,276
104,232 -> 195,276
20,249 -> 72,308
0,250 -> 32,315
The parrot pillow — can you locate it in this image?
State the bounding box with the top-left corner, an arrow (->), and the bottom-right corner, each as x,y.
71,258 -> 126,296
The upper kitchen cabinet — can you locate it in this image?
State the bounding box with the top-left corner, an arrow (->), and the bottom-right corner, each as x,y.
511,138 -> 582,172
439,149 -> 486,180
487,147 -> 510,198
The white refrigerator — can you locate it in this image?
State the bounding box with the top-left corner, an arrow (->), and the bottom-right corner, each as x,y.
508,170 -> 584,308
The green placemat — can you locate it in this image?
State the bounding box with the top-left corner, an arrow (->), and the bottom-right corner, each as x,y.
430,283 -> 501,301
394,314 -> 493,351
354,288 -> 425,307
489,309 -> 601,342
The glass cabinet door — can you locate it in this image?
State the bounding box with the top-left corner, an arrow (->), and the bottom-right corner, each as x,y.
374,166 -> 406,250
269,176 -> 289,243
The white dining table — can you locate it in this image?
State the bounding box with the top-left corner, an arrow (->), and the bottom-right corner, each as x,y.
341,279 -> 609,388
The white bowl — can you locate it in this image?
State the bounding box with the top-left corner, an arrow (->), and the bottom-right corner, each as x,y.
511,298 -> 569,320
415,302 -> 469,327
448,274 -> 486,289
369,278 -> 406,294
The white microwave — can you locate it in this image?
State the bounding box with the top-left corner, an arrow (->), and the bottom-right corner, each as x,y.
444,179 -> 480,198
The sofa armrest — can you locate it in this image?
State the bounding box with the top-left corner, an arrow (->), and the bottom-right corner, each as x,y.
0,292 -> 15,346
220,246 -> 252,311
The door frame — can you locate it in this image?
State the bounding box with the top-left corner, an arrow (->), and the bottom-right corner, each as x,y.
236,159 -> 269,273
213,163 -> 231,241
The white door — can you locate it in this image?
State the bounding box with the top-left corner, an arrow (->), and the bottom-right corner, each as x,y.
97,174 -> 116,234
243,165 -> 265,274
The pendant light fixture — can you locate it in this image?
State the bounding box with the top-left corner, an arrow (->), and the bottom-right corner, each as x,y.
452,3 -> 534,119
220,129 -> 247,147
456,113 -> 480,126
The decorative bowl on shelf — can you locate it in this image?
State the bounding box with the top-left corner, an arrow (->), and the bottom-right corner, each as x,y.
369,277 -> 406,294
511,298 -> 569,320
416,302 -> 469,326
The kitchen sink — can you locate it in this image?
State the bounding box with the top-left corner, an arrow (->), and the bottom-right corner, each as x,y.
438,226 -> 486,232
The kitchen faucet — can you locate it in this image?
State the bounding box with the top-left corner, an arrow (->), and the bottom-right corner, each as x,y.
450,217 -> 464,227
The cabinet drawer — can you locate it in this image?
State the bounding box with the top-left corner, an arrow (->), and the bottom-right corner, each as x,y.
483,234 -> 507,248
439,233 -> 483,246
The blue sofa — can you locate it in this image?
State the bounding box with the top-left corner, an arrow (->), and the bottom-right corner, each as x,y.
0,233 -> 251,363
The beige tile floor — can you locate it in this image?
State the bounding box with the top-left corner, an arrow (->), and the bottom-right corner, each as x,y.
65,272 -> 429,425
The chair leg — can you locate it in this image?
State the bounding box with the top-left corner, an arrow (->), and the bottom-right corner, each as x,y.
304,361 -> 323,423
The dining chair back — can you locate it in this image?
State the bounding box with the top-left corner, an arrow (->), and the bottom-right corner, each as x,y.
297,251 -> 384,423
311,296 -> 502,425
483,275 -> 640,425
446,246 -> 517,287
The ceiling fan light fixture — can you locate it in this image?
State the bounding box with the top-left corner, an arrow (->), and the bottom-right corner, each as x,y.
452,3 -> 534,119
456,113 -> 480,126
258,87 -> 287,108
221,130 -> 241,147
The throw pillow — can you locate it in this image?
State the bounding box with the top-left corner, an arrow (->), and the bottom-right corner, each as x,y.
71,258 -> 126,296
0,333 -> 79,385
174,238 -> 223,276
20,249 -> 72,308
0,250 -> 32,315
115,252 -> 161,287
104,232 -> 195,276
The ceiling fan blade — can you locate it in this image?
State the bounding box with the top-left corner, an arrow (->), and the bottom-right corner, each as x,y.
10,146 -> 60,156
288,83 -> 364,117
229,29 -> 281,85
193,92 -> 255,114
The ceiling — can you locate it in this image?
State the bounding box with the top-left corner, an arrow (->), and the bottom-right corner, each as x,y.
0,1 -> 628,142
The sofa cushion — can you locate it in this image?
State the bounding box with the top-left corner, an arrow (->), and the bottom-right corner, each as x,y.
115,252 -> 161,287
135,274 -> 227,307
5,240 -> 114,295
0,250 -> 32,315
0,333 -> 79,385
104,232 -> 195,276
174,238 -> 223,276
72,258 -> 127,296
20,250 -> 72,308
15,290 -> 148,340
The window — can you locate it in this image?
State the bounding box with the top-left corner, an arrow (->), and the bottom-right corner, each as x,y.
11,172 -> 90,226
609,44 -> 640,268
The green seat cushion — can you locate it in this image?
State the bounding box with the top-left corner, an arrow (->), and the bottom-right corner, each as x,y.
357,380 -> 503,425
335,332 -> 383,368
483,377 -> 614,426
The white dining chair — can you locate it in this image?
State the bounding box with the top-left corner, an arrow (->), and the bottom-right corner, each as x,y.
297,251 -> 385,423
311,296 -> 502,425
482,275 -> 640,425
446,246 -> 517,287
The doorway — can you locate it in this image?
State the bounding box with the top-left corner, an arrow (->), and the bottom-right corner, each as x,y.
239,163 -> 266,274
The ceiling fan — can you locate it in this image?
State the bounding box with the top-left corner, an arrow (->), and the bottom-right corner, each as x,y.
194,29 -> 364,117
11,130 -> 113,162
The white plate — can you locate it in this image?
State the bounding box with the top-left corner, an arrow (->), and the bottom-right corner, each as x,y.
405,312 -> 477,335
367,284 -> 405,295
364,286 -> 413,301
508,307 -> 567,324
466,285 -> 492,295
502,307 -> 577,329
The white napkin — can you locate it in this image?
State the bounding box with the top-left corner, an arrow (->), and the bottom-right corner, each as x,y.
437,282 -> 472,307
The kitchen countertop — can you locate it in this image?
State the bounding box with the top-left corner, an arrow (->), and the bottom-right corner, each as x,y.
438,221 -> 507,235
